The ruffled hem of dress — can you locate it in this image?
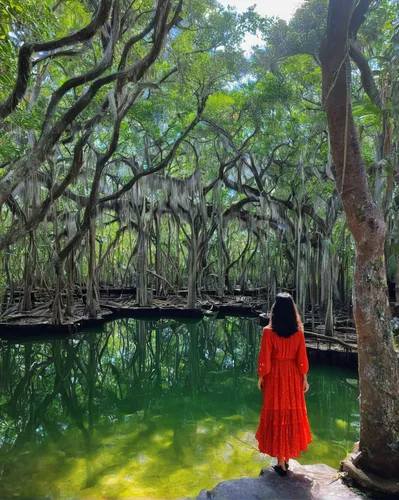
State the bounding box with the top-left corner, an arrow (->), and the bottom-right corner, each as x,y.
255,416 -> 312,459
255,429 -> 312,458
255,432 -> 312,459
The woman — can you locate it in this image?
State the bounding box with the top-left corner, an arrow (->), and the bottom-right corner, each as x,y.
255,292 -> 312,476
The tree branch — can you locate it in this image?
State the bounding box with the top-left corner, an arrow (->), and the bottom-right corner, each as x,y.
348,0 -> 373,39
0,0 -> 113,119
99,97 -> 208,204
349,40 -> 383,109
0,0 -> 176,210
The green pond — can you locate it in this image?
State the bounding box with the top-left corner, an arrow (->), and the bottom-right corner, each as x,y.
0,316 -> 359,499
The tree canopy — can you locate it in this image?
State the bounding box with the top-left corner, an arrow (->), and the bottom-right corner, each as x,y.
0,0 -> 398,334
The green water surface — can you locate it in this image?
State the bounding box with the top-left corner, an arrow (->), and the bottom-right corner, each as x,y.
0,316 -> 359,499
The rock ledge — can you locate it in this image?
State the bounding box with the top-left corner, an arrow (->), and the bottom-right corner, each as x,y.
195,460 -> 362,499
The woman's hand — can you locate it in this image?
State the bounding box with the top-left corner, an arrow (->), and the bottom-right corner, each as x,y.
258,376 -> 264,391
303,374 -> 309,393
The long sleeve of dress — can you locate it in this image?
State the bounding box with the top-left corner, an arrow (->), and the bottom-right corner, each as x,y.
296,330 -> 309,374
258,327 -> 272,377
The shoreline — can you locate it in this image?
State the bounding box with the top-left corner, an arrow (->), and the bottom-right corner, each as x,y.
0,296 -> 359,367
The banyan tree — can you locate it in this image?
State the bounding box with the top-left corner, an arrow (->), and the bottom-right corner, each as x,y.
0,1 -> 398,332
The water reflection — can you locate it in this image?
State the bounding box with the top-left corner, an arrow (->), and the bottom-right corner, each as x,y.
0,317 -> 359,498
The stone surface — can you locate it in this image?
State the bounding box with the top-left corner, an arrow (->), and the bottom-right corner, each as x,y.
195,461 -> 362,499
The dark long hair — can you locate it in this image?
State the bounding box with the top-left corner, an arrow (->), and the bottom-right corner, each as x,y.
270,292 -> 302,338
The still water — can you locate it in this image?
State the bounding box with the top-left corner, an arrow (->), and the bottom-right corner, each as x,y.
0,316 -> 359,499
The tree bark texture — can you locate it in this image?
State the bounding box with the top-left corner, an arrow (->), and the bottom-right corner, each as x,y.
320,0 -> 399,479
85,214 -> 100,317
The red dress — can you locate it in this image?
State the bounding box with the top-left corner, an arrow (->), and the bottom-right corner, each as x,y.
255,326 -> 312,459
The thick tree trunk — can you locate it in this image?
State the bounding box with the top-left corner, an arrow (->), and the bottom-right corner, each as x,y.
320,0 -> 399,479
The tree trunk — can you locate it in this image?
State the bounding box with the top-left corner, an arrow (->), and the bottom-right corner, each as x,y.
320,239 -> 334,336
3,246 -> 14,311
396,253 -> 399,304
215,181 -> 225,296
65,252 -> 74,317
136,219 -> 148,306
85,214 -> 100,317
154,214 -> 162,296
320,0 -> 399,479
309,244 -> 316,331
217,207 -> 224,296
174,217 -> 181,290
52,260 -> 64,325
187,224 -> 197,309
52,203 -> 64,325
21,233 -> 35,311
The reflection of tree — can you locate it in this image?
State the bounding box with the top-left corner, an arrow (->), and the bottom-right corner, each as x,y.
189,322 -> 199,401
0,316 -> 358,497
304,366 -> 359,461
1,317 -> 259,446
52,339 -> 91,448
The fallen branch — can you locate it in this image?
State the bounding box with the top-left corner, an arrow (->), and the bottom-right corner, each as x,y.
304,330 -> 357,350
147,270 -> 176,293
